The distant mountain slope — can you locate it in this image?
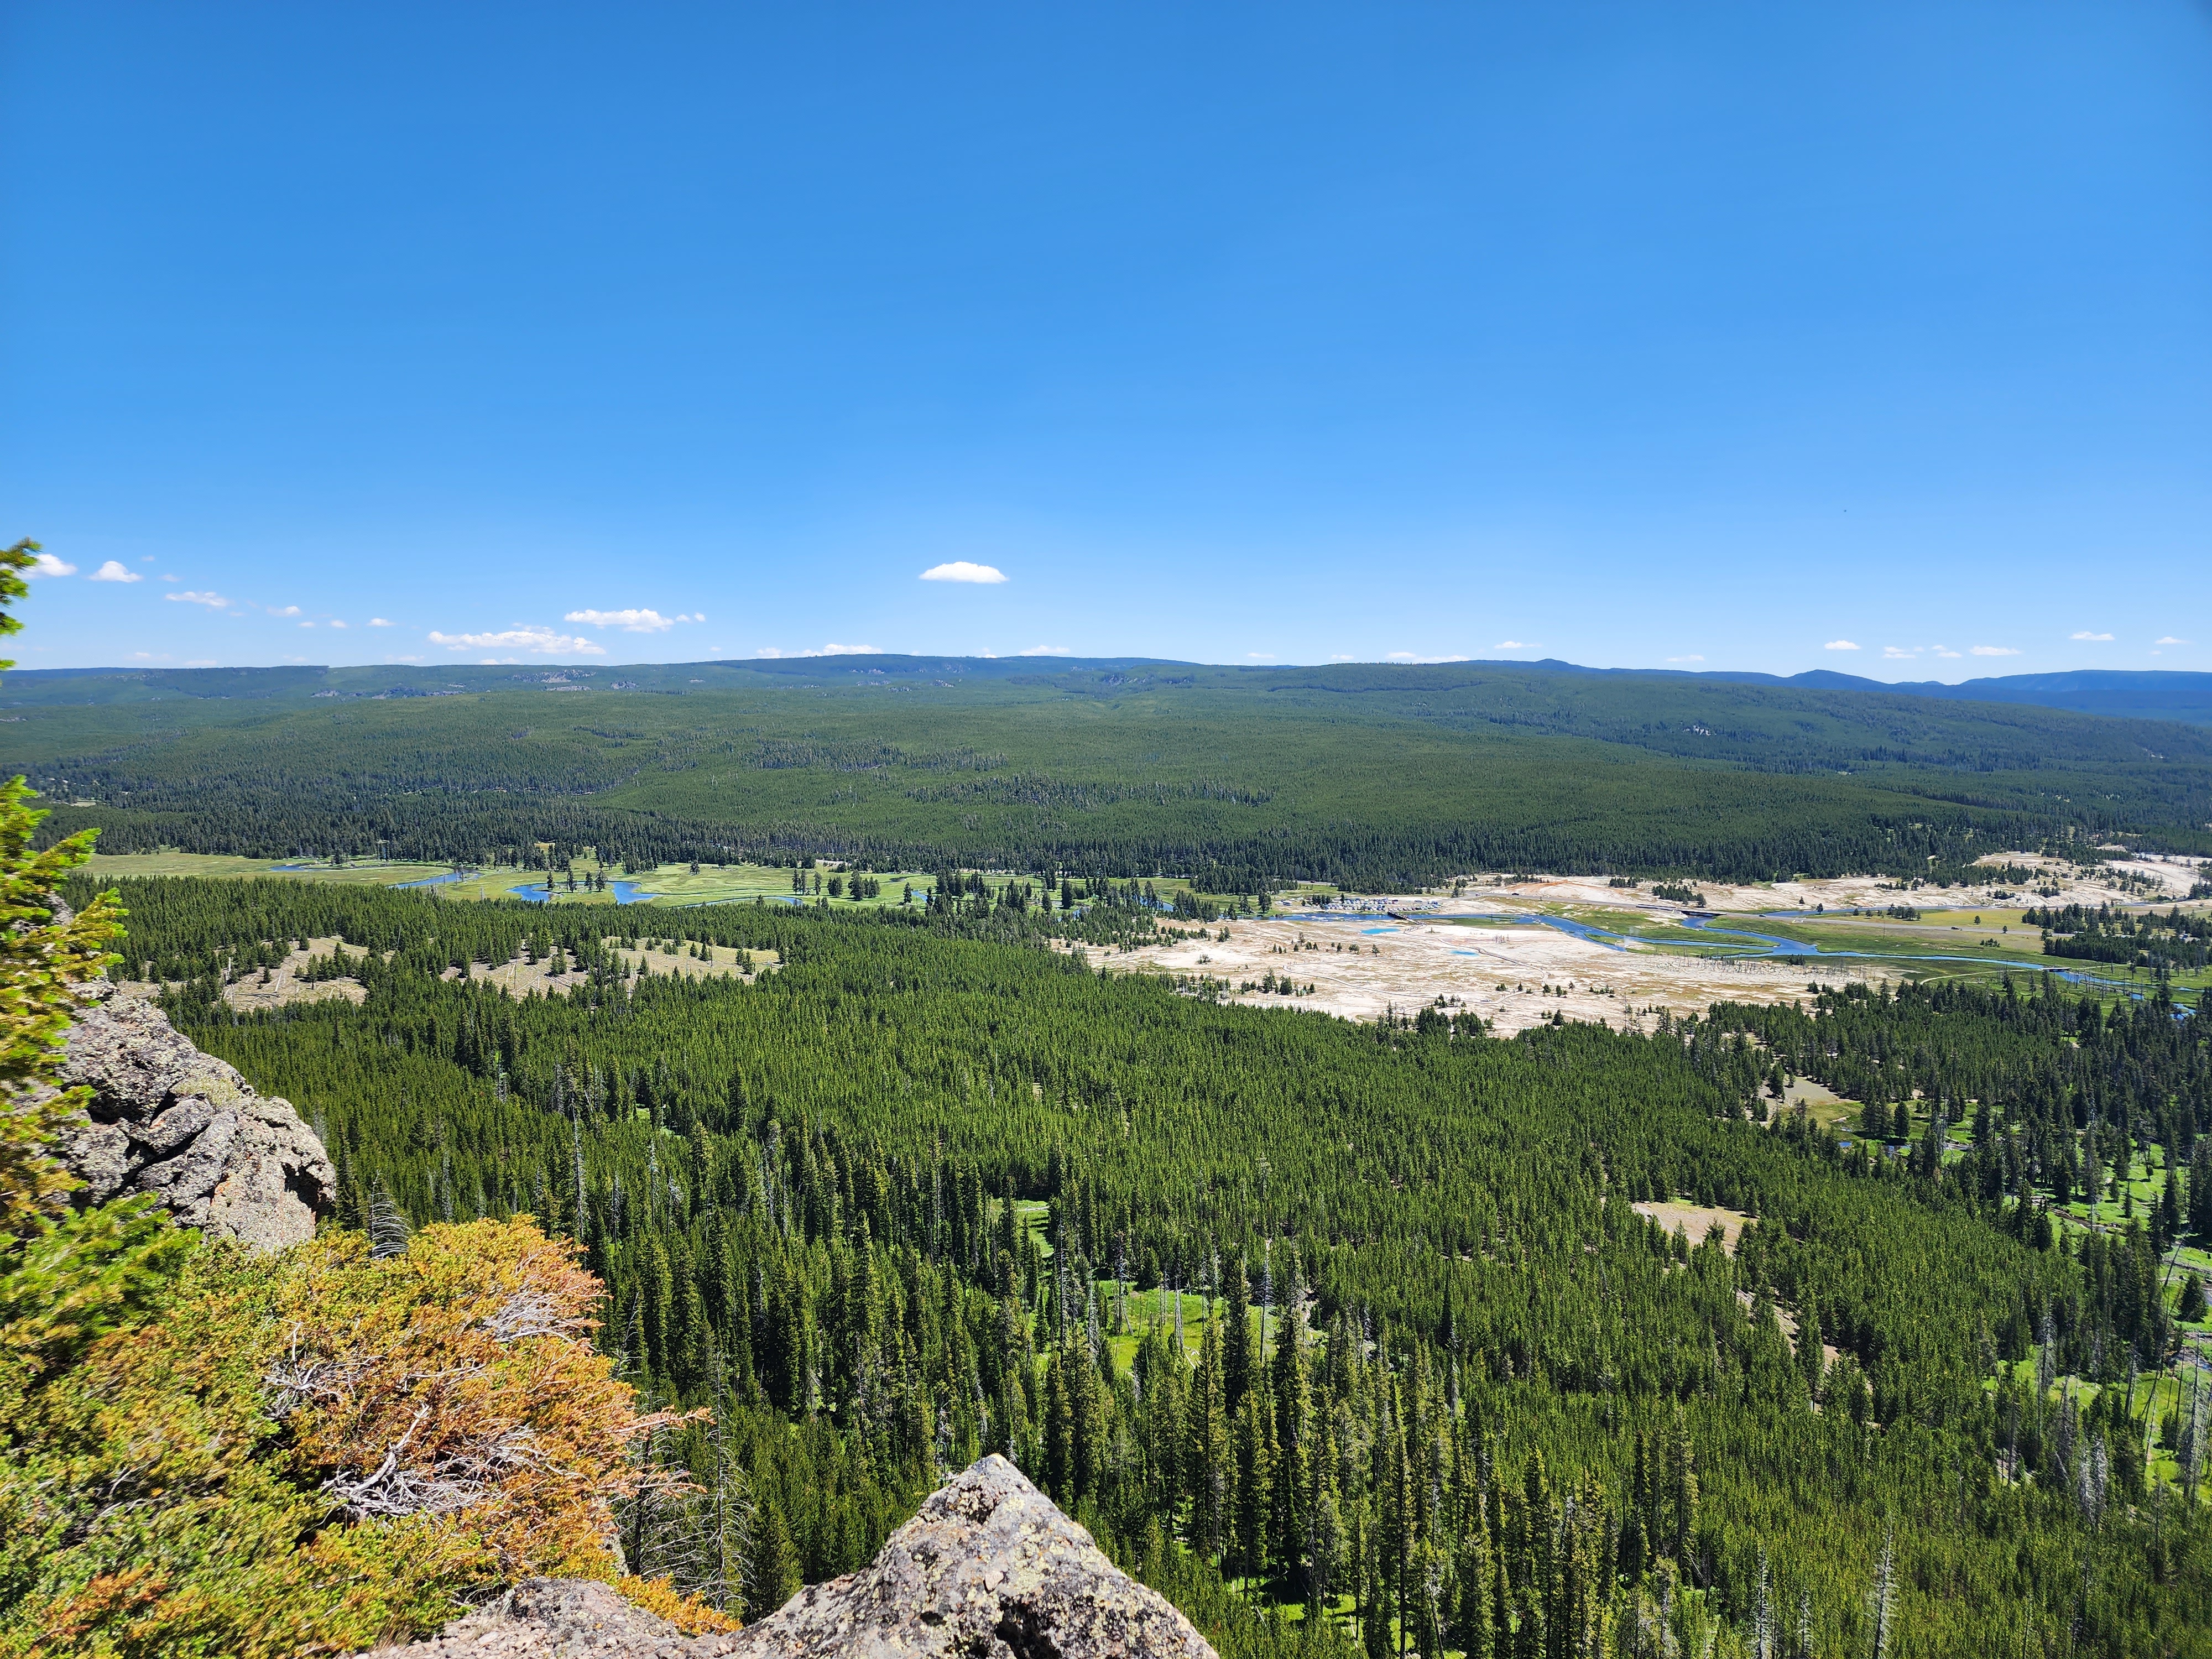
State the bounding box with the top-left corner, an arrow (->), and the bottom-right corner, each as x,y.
8,658 -> 2210,723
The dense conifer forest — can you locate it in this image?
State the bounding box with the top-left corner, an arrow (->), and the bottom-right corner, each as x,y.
13,658 -> 2212,889
60,873 -> 2212,1656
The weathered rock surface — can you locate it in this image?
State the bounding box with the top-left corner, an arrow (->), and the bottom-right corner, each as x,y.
375,1456 -> 1217,1659
56,989 -> 335,1250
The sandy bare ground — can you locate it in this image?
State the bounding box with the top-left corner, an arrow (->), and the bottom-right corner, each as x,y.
1632,1200 -> 1751,1254
116,936 -> 779,1011
1099,911 -> 1863,1034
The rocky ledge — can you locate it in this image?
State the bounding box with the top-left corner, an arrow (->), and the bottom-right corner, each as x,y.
379,1455 -> 1217,1659
58,989 -> 335,1251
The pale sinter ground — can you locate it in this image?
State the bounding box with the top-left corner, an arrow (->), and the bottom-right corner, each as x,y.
1099,853 -> 2209,1036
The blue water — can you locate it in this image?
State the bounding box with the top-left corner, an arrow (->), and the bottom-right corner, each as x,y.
507,880 -> 658,905
1360,926 -> 1399,935
1528,915 -> 1629,952
394,870 -> 469,889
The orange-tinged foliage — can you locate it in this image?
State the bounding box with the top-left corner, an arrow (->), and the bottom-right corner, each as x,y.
275,1217 -> 645,1580
0,1218 -> 678,1659
615,1575 -> 742,1636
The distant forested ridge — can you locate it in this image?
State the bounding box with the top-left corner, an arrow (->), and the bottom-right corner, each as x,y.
13,657 -> 2212,888
71,875 -> 2212,1656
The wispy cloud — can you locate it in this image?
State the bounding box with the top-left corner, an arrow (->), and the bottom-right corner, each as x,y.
2156,635 -> 2190,645
1494,640 -> 1536,651
919,561 -> 1007,584
1387,650 -> 1472,664
268,604 -> 301,618
2070,630 -> 2114,641
87,560 -> 142,583
1244,652 -> 1275,662
427,625 -> 606,656
166,590 -> 229,608
328,619 -> 348,629
1932,646 -> 1961,659
1018,644 -> 1072,656
1823,640 -> 1860,652
1970,644 -> 2020,657
564,607 -> 703,633
754,643 -> 884,659
24,553 -> 76,579
368,617 -> 393,627
1882,645 -> 1917,660
1328,654 -> 1357,662
1666,654 -> 1704,664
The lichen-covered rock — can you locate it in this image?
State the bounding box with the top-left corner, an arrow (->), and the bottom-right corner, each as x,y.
373,1457 -> 1216,1659
373,1578 -> 744,1658
57,990 -> 335,1250
738,1455 -> 1214,1659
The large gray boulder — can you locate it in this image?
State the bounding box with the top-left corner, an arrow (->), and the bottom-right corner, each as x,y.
377,1456 -> 1217,1659
57,990 -> 335,1251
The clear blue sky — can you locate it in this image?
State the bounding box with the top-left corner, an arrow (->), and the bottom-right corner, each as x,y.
4,3 -> 2207,676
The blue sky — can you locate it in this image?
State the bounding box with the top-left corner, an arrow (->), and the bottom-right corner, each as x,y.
3,3 -> 2207,677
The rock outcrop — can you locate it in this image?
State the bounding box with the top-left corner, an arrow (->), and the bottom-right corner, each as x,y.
378,1455 -> 1218,1659
57,989 -> 335,1251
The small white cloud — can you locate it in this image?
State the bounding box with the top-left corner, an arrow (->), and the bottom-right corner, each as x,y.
2155,635 -> 2189,645
1328,654 -> 1357,662
166,590 -> 229,608
1244,652 -> 1276,662
1019,645 -> 1072,656
427,625 -> 606,656
1823,640 -> 1860,652
87,560 -> 142,583
823,643 -> 880,655
138,556 -> 155,564
181,658 -> 218,667
300,620 -> 315,628
130,650 -> 169,661
368,617 -> 393,627
565,607 -> 687,633
1494,640 -> 1536,651
1387,650 -> 1472,664
2071,630 -> 2114,641
1933,646 -> 1961,659
1666,654 -> 1704,664
1882,646 -> 1917,660
159,574 -> 179,582
919,561 -> 1008,584
269,604 -> 301,617
329,619 -> 347,629
1970,645 -> 2020,657
24,552 -> 76,578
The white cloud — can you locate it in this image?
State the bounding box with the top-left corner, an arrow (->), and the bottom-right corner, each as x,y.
182,658 -> 218,667
299,620 -> 315,628
2071,630 -> 2114,641
426,625 -> 606,656
1328,654 -> 1357,662
1387,650 -> 1472,663
1934,648 -> 1961,659
130,650 -> 168,661
24,552 -> 76,578
1019,645 -> 1072,656
1823,640 -> 1860,652
2154,635 -> 2189,645
564,607 -> 702,633
919,561 -> 1007,584
166,590 -> 229,608
87,560 -> 142,583
268,604 -> 301,617
368,617 -> 393,627
1244,652 -> 1276,662
755,643 -> 884,659
159,574 -> 179,582
1882,646 -> 1917,660
1970,644 -> 2020,657
329,619 -> 347,629
1666,654 -> 1704,664
1494,640 -> 1536,650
